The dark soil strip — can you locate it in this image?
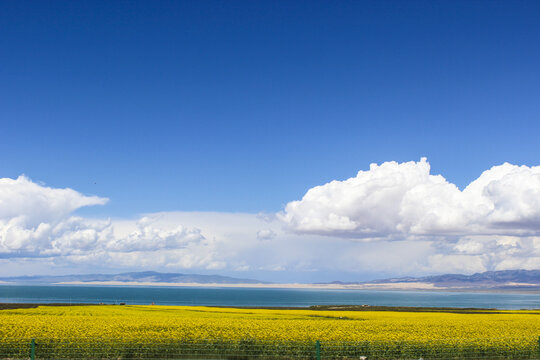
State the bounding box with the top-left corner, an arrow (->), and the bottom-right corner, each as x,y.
0,303 -> 99,310
1,303 -> 538,314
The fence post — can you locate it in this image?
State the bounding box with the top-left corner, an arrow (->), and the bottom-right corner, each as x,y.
30,338 -> 35,360
315,340 -> 321,360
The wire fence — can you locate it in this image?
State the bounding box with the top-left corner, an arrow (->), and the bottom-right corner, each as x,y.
1,337 -> 539,360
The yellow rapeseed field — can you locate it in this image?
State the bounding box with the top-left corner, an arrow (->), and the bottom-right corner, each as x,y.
1,305 -> 539,358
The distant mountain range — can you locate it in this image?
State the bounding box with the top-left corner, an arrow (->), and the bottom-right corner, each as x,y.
373,269 -> 540,286
0,271 -> 268,285
325,270 -> 540,290
1,270 -> 539,290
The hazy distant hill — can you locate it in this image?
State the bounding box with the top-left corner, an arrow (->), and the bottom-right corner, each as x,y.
328,270 -> 540,290
3,270 -> 539,290
376,269 -> 540,286
0,271 -> 268,285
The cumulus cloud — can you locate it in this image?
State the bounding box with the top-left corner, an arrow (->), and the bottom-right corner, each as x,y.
280,158 -> 540,239
256,229 -> 276,240
1,167 -> 539,280
0,176 -> 109,256
0,175 -> 107,226
0,176 -> 209,266
432,235 -> 540,271
106,216 -> 205,252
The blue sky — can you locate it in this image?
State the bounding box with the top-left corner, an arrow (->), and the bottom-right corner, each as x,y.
1,1 -> 540,281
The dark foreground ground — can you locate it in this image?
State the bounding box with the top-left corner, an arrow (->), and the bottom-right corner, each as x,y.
0,303 -> 99,310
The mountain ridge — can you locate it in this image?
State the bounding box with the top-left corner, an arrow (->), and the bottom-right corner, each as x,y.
374,269 -> 540,285
1,269 -> 539,289
321,270 -> 540,290
0,271 -> 269,285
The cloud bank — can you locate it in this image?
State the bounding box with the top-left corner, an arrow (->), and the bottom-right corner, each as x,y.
1,160 -> 539,280
0,176 -> 209,265
280,158 -> 540,239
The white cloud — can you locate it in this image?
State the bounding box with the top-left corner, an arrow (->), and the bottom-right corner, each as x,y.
0,176 -> 109,256
1,166 -> 539,281
425,254 -> 488,274
0,177 -> 209,265
106,216 -> 205,252
279,158 -> 540,239
0,175 -> 107,227
439,235 -> 540,271
256,229 -> 276,240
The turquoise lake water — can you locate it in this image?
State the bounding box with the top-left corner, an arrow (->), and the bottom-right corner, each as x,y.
1,285 -> 539,309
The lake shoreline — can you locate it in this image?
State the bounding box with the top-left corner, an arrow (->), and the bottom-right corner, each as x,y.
2,284 -> 539,310
1,280 -> 539,294
47,280 -> 540,294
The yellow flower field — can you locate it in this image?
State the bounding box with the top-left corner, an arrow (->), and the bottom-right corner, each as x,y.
1,305 -> 539,359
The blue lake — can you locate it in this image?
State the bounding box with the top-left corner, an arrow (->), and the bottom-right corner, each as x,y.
1,285 -> 539,309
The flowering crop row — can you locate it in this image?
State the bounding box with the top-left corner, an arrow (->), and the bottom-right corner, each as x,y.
0,305 -> 539,359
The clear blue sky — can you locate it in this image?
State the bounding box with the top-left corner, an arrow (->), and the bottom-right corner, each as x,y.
2,0 -> 539,217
